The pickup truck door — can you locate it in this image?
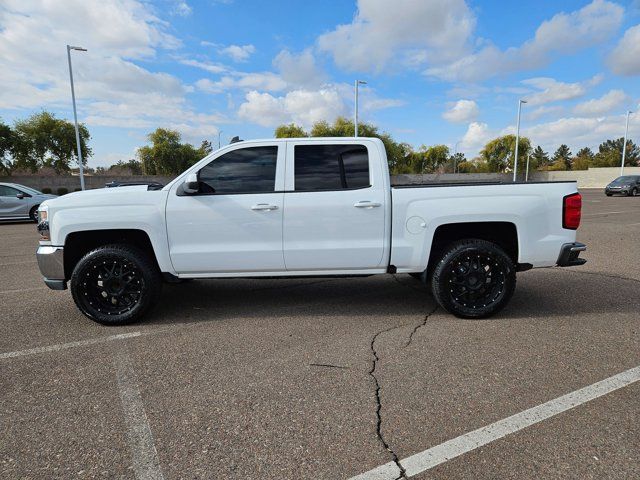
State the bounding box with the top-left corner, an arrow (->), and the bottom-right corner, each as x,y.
0,185 -> 28,218
165,143 -> 286,274
282,140 -> 387,271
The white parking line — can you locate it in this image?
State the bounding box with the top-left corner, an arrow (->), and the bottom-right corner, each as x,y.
115,349 -> 165,480
0,332 -> 142,359
349,365 -> 640,480
0,286 -> 48,295
583,210 -> 635,217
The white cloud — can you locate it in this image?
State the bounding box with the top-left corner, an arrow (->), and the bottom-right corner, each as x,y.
0,0 -> 223,161
196,72 -> 288,93
426,0 -> 623,82
179,58 -> 229,74
522,113 -> 639,150
238,88 -> 348,128
171,1 -> 192,16
273,49 -> 326,88
317,0 -> 475,72
573,89 -> 629,116
608,25 -> 640,75
526,105 -> 565,121
219,44 -> 256,62
521,76 -> 601,106
442,99 -> 479,123
460,122 -> 492,152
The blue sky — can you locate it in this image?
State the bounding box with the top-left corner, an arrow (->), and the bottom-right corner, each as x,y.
2,0 -> 640,167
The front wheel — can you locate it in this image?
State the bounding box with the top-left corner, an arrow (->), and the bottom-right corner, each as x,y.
70,244 -> 162,325
29,205 -> 39,222
430,239 -> 516,319
630,187 -> 638,197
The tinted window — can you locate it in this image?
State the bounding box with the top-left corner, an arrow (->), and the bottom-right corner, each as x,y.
198,146 -> 277,194
0,185 -> 19,197
294,144 -> 370,191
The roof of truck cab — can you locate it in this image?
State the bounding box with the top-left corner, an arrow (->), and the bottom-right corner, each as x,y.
232,137 -> 381,143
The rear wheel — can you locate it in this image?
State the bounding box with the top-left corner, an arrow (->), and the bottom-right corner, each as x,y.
70,244 -> 162,325
430,239 -> 516,319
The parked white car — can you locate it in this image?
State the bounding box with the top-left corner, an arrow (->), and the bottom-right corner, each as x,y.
35,137 -> 586,324
0,182 -> 56,222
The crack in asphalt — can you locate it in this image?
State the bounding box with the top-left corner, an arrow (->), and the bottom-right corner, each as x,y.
309,363 -> 349,369
369,325 -> 409,480
557,268 -> 640,284
404,305 -> 439,348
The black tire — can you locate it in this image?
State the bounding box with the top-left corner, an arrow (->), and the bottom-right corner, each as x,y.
70,244 -> 162,325
430,239 -> 516,319
631,187 -> 638,197
605,193 -> 613,197
29,205 -> 39,222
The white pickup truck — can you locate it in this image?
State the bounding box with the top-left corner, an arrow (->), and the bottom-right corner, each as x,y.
36,137 -> 586,325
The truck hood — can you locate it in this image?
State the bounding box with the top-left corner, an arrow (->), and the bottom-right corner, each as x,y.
42,185 -> 154,209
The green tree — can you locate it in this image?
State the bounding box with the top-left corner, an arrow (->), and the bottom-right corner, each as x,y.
275,123 -> 308,138
0,120 -> 14,175
414,144 -> 450,173
480,135 -> 531,173
449,152 -> 466,173
572,147 -> 593,170
551,144 -> 572,170
198,140 -> 213,157
592,138 -> 639,167
108,159 -> 143,175
137,128 -> 204,175
531,146 -> 550,169
12,111 -> 91,173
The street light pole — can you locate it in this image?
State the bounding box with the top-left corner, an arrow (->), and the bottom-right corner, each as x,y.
67,45 -> 87,190
621,110 -> 632,176
513,99 -> 527,183
354,80 -> 367,137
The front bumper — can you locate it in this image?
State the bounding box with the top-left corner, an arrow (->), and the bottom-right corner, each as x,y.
556,242 -> 587,267
36,246 -> 67,290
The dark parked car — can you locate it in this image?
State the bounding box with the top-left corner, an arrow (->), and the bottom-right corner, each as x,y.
605,175 -> 640,196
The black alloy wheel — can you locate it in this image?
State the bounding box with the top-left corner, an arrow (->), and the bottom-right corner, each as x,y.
431,239 -> 516,319
70,244 -> 162,325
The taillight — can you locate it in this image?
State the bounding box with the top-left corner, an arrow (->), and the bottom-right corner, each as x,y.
563,192 -> 582,230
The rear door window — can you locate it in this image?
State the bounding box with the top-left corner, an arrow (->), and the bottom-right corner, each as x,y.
294,144 -> 370,191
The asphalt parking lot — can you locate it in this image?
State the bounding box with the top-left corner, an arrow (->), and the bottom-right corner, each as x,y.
1,188 -> 638,479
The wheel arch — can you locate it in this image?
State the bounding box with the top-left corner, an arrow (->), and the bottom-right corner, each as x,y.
426,221 -> 519,277
63,229 -> 160,280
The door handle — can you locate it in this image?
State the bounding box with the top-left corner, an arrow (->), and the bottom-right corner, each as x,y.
354,201 -> 382,209
251,204 -> 279,211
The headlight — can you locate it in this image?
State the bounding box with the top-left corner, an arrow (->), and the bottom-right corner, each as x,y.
37,205 -> 50,240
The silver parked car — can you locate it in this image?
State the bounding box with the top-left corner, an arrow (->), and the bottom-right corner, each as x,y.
0,183 -> 57,222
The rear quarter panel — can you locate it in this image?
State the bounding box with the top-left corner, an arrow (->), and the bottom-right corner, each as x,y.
390,182 -> 579,271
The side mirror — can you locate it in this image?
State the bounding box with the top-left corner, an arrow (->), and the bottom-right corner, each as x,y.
16,192 -> 26,199
183,173 -> 199,194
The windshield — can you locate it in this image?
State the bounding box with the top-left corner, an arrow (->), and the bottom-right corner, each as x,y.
611,176 -> 636,184
16,185 -> 43,195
